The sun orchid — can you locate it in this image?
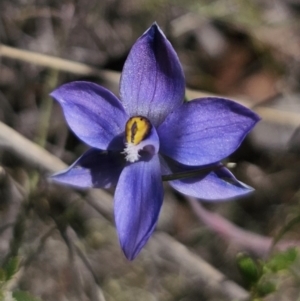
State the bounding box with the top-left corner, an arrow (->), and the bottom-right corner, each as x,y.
50,23 -> 260,260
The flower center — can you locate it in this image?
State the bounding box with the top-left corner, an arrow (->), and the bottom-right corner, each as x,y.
125,116 -> 151,145
123,116 -> 152,162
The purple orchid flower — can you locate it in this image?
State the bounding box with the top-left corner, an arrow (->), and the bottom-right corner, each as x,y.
50,23 -> 260,260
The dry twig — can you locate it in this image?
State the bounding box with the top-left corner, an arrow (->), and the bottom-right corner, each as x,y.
188,197 -> 300,257
2,44 -> 300,128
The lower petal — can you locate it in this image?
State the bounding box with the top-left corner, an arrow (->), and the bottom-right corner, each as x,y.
162,158 -> 252,201
114,154 -> 163,260
51,148 -> 125,189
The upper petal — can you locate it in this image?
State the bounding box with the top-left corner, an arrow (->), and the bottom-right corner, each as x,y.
158,97 -> 260,166
51,81 -> 128,150
161,158 -> 252,201
120,23 -> 185,126
51,148 -> 125,189
114,155 -> 163,260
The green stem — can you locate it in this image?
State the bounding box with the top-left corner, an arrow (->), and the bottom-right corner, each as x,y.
35,69 -> 58,148
162,165 -> 221,181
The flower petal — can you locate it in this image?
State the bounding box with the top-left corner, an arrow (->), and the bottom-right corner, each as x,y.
158,97 -> 260,165
114,155 -> 163,260
51,81 -> 128,150
51,148 -> 125,189
120,23 -> 185,126
161,158 -> 252,201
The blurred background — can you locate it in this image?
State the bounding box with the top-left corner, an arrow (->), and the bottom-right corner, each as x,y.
1,0 -> 300,300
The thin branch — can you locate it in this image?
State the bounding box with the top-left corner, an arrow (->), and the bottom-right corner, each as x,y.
0,44 -> 119,86
0,223 -> 14,235
2,44 -> 300,127
74,244 -> 101,286
74,242 -> 107,301
58,227 -> 88,301
60,227 -> 106,301
24,225 -> 57,267
0,121 -> 66,173
149,232 -> 250,301
187,197 -> 300,257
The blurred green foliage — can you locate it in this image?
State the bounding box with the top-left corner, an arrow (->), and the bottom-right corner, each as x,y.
237,248 -> 299,300
12,291 -> 42,301
0,257 -> 43,301
3,257 -> 19,282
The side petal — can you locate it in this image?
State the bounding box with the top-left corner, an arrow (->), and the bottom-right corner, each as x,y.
114,155 -> 163,260
51,148 -> 125,189
158,97 -> 260,166
162,158 -> 252,201
51,81 -> 128,150
120,23 -> 185,126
